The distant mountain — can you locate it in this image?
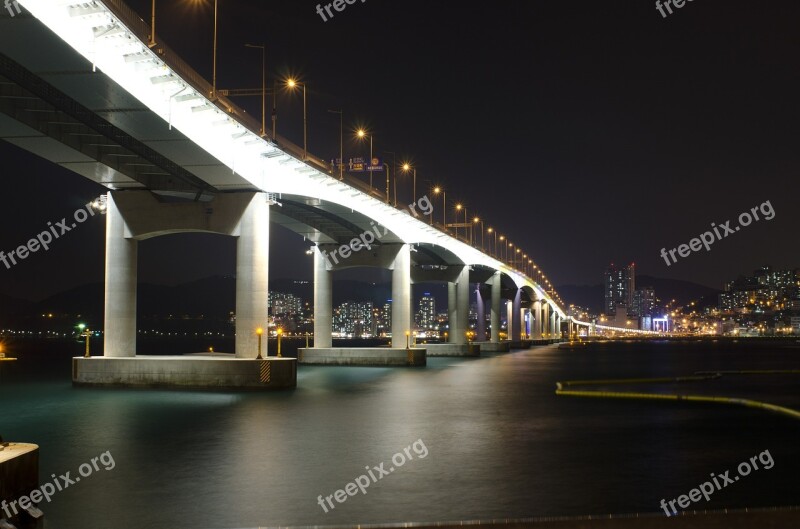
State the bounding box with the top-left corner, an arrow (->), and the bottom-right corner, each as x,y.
558,275 -> 720,314
0,293 -> 32,322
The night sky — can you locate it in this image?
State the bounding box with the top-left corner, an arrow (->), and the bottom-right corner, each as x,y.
1,0 -> 799,301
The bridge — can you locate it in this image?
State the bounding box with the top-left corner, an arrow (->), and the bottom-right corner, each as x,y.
1,0 -> 567,389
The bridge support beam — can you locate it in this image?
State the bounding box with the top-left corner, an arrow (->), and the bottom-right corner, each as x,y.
511,289 -> 522,342
103,193 -> 138,358
533,301 -> 542,339
476,284 -> 486,342
391,244 -> 412,344
313,245 -> 333,348
542,302 -> 551,338
455,266 -> 469,345
235,194 -> 270,358
490,271 -> 501,343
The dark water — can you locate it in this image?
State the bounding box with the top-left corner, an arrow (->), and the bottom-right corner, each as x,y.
1,339 -> 799,529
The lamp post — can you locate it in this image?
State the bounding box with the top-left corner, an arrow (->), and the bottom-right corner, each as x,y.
78,323 -> 91,358
209,0 -> 219,97
244,44 -> 266,137
148,0 -> 157,48
433,186 -> 446,228
356,129 -> 373,188
277,328 -> 283,358
499,235 -> 505,261
402,163 -> 417,202
488,228 -> 497,257
287,79 -> 307,160
256,327 -> 264,359
473,217 -> 483,248
383,151 -> 397,206
327,109 -> 343,179
455,204 -> 463,240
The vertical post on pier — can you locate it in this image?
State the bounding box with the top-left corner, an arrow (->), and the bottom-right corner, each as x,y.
454,266 -> 469,345
314,246 -> 333,348
391,245 -> 412,347
235,193 -> 270,358
533,300 -> 543,340
490,271 -> 501,343
476,284 -> 486,342
103,192 -> 138,358
511,288 -> 522,342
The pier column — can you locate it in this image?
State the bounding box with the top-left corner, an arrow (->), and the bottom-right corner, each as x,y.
314,245 -> 333,348
391,244 -> 412,345
476,284 -> 486,342
103,192 -> 138,358
550,311 -> 557,338
454,266 -> 469,345
542,302 -> 550,338
235,193 -> 270,358
511,289 -> 522,341
490,271 -> 501,343
448,282 -> 457,343
533,300 -> 542,339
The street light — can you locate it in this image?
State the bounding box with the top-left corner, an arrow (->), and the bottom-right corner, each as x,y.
402,163 -> 417,202
433,186 -> 446,228
356,129 -> 374,188
473,217 -> 483,248
455,204 -> 464,241
287,78 -> 307,160
256,327 -> 264,359
148,0 -> 157,48
384,151 -> 397,205
244,44 -> 266,137
327,109 -> 343,180
488,228 -> 498,257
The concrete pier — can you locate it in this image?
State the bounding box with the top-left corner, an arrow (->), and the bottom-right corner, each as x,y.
72,356 -> 296,390
475,341 -> 511,352
297,348 -> 426,366
0,442 -> 42,528
422,343 -> 480,357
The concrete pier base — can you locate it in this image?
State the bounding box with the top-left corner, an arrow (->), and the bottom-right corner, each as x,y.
72,356 -> 296,390
298,348 -> 426,366
510,340 -> 533,349
422,343 -> 481,357
475,341 -> 511,352
0,442 -> 42,528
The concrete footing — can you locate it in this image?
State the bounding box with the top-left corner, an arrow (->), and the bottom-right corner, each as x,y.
510,340 -> 533,349
1,442 -> 42,528
298,348 -> 426,366
422,343 -> 481,357
72,356 -> 297,390
474,341 -> 511,352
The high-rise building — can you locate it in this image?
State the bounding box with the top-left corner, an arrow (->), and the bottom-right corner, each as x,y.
605,263 -> 635,315
417,294 -> 436,330
268,292 -> 303,318
631,287 -> 656,317
332,301 -> 373,337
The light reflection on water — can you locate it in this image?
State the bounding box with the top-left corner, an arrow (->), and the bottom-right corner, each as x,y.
1,340 -> 799,529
